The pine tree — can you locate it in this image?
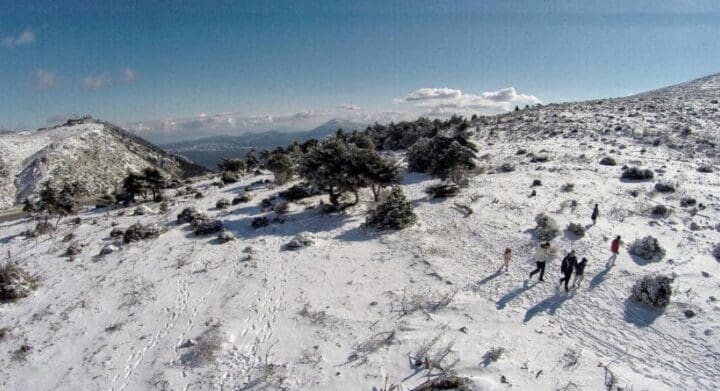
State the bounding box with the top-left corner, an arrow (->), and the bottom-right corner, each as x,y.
365,187 -> 417,230
266,153 -> 295,184
218,158 -> 246,173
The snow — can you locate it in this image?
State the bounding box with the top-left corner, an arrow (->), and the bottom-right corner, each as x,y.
1,76 -> 720,390
0,120 -> 199,210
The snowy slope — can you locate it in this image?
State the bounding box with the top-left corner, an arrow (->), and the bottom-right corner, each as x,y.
0,118 -> 208,210
1,76 -> 719,390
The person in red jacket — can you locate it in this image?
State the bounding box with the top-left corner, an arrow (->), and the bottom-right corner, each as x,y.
609,235 -> 623,265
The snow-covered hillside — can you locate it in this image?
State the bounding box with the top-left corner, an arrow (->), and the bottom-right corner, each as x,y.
0,117 -> 208,210
1,75 -> 719,390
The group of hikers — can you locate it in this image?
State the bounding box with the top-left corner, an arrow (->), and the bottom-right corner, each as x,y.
500,204 -> 624,292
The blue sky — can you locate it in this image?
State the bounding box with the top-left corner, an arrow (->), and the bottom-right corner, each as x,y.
2,1 -> 720,141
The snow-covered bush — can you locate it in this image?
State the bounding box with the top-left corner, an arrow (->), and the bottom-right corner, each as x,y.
65,243 -> 82,256
365,187 -> 417,230
497,162 -> 515,173
177,207 -> 206,224
566,222 -> 586,237
232,192 -> 253,205
631,274 -> 673,307
251,216 -> 270,229
217,230 -> 235,243
560,183 -> 575,192
220,171 -> 238,184
654,182 -> 675,193
680,197 -> 697,207
285,233 -> 315,250
697,164 -> 714,173
425,183 -> 460,199
109,227 -> 124,238
713,244 -> 720,262
628,236 -> 666,262
651,204 -> 671,217
621,167 -> 654,181
191,218 -> 223,236
530,154 -> 549,163
273,201 -> 289,214
279,183 -> 317,202
0,262 -> 37,300
123,223 -> 166,243
216,198 -> 231,209
599,156 -> 617,166
534,213 -> 560,241
531,179 -> 542,187
99,245 -> 119,255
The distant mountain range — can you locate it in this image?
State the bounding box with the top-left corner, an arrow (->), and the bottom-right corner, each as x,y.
161,119 -> 367,169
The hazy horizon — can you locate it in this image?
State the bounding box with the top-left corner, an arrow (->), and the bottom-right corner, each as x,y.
2,1 -> 720,141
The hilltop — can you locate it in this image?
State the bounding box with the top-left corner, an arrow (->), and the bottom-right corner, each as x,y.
0,117 -> 209,210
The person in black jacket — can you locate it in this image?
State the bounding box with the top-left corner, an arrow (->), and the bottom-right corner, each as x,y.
558,250 -> 577,292
591,204 -> 599,225
573,257 -> 588,288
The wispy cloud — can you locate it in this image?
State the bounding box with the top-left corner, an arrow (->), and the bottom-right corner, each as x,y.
338,103 -> 360,111
3,29 -> 36,48
83,72 -> 112,90
82,68 -> 136,90
399,86 -> 541,115
121,68 -> 137,83
403,88 -> 462,101
32,69 -> 57,90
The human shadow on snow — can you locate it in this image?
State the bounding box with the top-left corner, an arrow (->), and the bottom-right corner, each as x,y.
587,259 -> 615,291
622,298 -> 664,327
523,291 -> 574,323
496,280 -> 538,310
470,267 -> 504,292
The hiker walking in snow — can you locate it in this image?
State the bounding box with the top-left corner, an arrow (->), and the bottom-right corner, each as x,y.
573,257 -> 588,288
591,204 -> 599,225
558,250 -> 577,292
529,242 -> 554,282
503,248 -> 512,272
608,235 -> 623,265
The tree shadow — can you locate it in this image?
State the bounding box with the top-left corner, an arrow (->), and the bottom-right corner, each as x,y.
563,230 -> 583,242
401,172 -> 433,186
523,291 -> 574,323
629,253 -> 658,266
622,298 -> 664,327
495,280 -> 538,309
333,224 -> 385,242
411,197 -> 447,208
222,207 -> 351,240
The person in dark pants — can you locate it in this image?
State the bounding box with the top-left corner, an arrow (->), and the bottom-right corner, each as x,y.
558,250 -> 578,292
608,235 -> 623,265
573,257 -> 588,288
529,242 -> 553,282
591,204 -> 599,225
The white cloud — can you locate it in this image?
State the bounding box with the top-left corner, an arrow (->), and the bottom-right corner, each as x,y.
32,69 -> 57,90
121,68 -> 136,82
403,87 -> 463,101
400,86 -> 541,115
338,103 -> 360,111
83,72 -> 112,90
3,29 -> 36,48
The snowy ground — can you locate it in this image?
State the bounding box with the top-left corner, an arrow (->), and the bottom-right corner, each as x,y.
1,130 -> 718,390
2,75 -> 720,390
